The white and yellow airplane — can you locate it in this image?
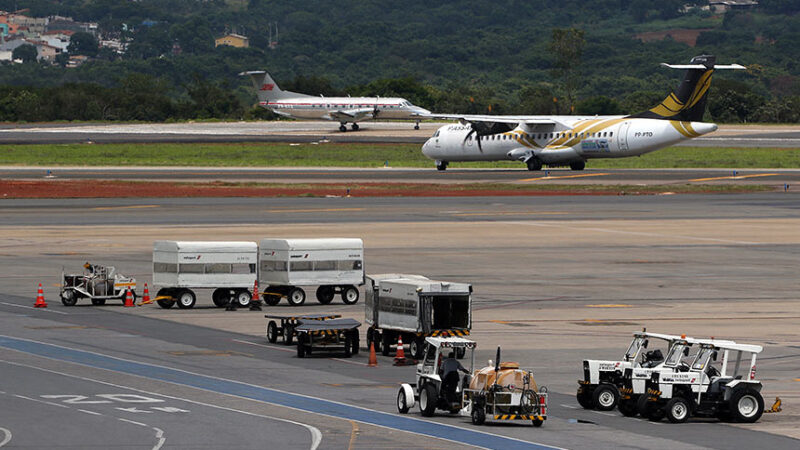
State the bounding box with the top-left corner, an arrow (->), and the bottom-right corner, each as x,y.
422,55 -> 744,171
242,71 -> 431,132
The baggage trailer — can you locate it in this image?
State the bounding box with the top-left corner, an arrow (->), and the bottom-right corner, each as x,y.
258,238 -> 364,306
60,263 -> 136,306
265,313 -> 342,345
152,241 -> 258,309
365,274 -> 472,360
295,318 -> 361,358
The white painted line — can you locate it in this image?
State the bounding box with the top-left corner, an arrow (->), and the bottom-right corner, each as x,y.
13,394 -> 68,408
78,409 -> 103,416
560,404 -> 578,409
152,427 -> 166,450
330,357 -> 369,367
118,417 -> 147,427
593,411 -> 617,417
232,339 -> 294,353
0,302 -> 68,315
0,427 -> 11,447
1,359 -> 322,450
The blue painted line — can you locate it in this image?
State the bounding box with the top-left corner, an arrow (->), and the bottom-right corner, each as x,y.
0,335 -> 560,450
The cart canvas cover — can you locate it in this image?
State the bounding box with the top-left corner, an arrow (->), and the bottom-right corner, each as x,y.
258,238 -> 364,286
153,241 -> 257,288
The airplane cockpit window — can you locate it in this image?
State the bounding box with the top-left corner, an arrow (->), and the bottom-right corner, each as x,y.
432,130 -> 440,138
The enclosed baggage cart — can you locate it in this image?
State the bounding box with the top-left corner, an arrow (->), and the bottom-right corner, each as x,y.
264,313 -> 341,345
294,318 -> 361,358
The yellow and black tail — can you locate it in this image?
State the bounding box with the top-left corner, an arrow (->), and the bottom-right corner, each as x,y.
630,55 -> 744,122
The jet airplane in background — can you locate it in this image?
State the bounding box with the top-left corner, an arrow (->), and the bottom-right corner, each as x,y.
421,55 -> 744,171
242,71 -> 430,132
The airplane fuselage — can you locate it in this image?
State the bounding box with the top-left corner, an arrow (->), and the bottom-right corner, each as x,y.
422,116 -> 717,166
262,96 -> 428,121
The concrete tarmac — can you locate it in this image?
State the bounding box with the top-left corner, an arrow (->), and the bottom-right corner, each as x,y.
1,194 -> 799,449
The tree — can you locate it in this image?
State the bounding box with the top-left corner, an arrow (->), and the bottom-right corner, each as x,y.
12,44 -> 38,63
68,32 -> 99,57
548,28 -> 585,113
576,96 -> 622,115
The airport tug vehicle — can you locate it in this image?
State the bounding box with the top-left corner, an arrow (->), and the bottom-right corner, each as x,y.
462,346 -> 548,427
60,263 -> 136,306
638,340 -> 766,423
397,336 -> 476,417
578,330 -> 680,411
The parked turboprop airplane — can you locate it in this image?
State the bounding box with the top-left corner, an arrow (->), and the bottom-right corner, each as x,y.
421,55 -> 744,171
241,71 -> 431,132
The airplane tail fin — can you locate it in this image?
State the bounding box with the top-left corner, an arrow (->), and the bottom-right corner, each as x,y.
240,71 -> 298,103
629,55 -> 745,122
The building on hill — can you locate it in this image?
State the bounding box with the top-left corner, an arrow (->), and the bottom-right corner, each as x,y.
7,14 -> 47,34
215,33 -> 249,48
46,15 -> 98,35
708,0 -> 759,13
42,30 -> 74,52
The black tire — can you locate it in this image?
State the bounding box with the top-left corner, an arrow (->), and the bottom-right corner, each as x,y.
593,384 -> 619,411
471,404 -> 486,425
666,397 -> 691,423
156,299 -> 174,309
283,325 -> 294,346
352,123 -> 359,131
91,298 -> 106,306
60,290 -> 78,306
436,160 -> 448,171
267,321 -> 278,343
381,332 -> 391,356
343,335 -> 352,358
235,289 -> 252,308
397,387 -> 410,414
419,384 -> 438,417
730,388 -> 764,423
570,160 -> 586,170
212,289 -> 229,307
618,398 -> 639,417
297,335 -> 306,358
264,294 -> 281,306
341,286 -> 359,304
287,287 -> 306,306
409,337 -> 424,360
176,289 -> 196,309
526,158 -> 543,171
316,286 -> 334,305
532,419 -> 544,427
350,332 -> 360,355
638,395 -> 665,422
577,388 -> 594,409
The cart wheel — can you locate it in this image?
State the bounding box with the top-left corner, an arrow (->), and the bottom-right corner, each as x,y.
532,418 -> 544,427
156,299 -> 174,309
577,388 -> 594,409
176,289 -> 196,309
91,298 -> 106,306
409,337 -> 424,360
297,335 -> 306,358
287,287 -> 306,306
264,294 -> 281,306
665,397 -> 691,423
212,289 -> 229,307
618,398 -> 639,417
283,325 -> 294,345
267,321 -> 278,343
397,387 -> 410,414
419,384 -> 438,417
730,388 -> 764,423
471,404 -> 486,425
592,384 -> 619,411
61,290 -> 78,306
381,332 -> 391,356
343,335 -> 352,358
341,285 -> 359,304
235,289 -> 252,308
315,286 -> 335,305
351,333 -> 360,355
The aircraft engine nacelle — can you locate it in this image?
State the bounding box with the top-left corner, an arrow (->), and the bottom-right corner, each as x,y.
507,148 -> 534,162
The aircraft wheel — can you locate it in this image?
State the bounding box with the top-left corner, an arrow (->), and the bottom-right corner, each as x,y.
339,124 -> 347,132
570,160 -> 586,170
435,160 -> 448,171
352,123 -> 359,131
526,158 -> 542,171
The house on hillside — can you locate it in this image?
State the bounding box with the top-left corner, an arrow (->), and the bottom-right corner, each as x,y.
8,14 -> 47,34
708,0 -> 759,13
42,30 -> 74,52
215,33 -> 249,48
25,39 -> 61,61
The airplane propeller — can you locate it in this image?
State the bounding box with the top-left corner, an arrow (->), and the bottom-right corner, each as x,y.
373,96 -> 380,119
461,121 -> 515,153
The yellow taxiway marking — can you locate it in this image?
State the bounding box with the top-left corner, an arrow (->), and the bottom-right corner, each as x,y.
689,173 -> 779,182
586,304 -> 633,308
91,205 -> 160,211
451,211 -> 567,217
347,420 -> 360,450
519,172 -> 610,182
265,208 -> 364,213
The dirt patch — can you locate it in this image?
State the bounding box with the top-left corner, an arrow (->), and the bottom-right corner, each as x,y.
635,28 -> 713,47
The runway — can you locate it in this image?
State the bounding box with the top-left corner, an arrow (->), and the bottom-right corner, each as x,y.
1,121 -> 800,147
2,167 -> 800,187
1,193 -> 799,449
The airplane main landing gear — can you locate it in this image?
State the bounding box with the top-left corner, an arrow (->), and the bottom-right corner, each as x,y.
570,160 -> 586,171
526,158 -> 543,171
339,123 -> 347,132
435,160 -> 448,171
414,121 -> 420,130
352,123 -> 359,131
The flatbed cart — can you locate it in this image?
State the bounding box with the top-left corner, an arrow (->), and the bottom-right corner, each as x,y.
60,264 -> 136,306
294,318 -> 361,358
265,313 -> 341,345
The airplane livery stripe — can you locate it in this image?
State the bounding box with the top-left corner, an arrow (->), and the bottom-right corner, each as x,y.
686,72 -> 713,109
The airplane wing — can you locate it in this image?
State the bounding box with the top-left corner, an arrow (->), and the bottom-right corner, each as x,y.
421,113 -> 570,132
328,108 -> 376,121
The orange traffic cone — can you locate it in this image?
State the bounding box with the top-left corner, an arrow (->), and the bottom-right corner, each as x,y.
139,283 -> 152,305
393,335 -> 407,365
124,288 -> 134,307
252,279 -> 260,302
34,283 -> 47,308
368,340 -> 378,367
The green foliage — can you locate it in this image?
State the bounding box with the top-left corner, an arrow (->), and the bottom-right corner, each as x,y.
576,96 -> 622,115
68,32 -> 99,57
12,45 -> 38,64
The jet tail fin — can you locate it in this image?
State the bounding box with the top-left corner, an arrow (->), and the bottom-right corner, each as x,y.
629,55 -> 745,122
240,71 -> 301,103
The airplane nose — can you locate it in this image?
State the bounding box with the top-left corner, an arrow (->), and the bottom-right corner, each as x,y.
691,122 -> 718,136
421,140 -> 431,157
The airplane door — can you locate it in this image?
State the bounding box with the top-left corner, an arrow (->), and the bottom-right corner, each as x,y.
618,121 -> 631,152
